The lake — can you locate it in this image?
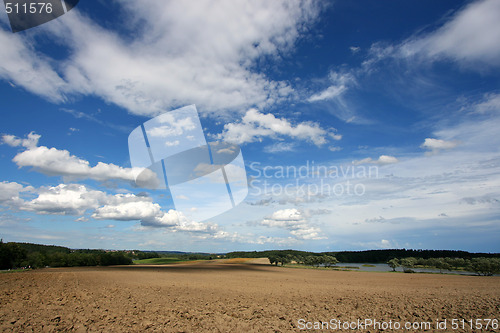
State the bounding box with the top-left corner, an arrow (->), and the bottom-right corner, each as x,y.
336,263 -> 478,275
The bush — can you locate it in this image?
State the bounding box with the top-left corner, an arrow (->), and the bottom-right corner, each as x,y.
387,258 -> 400,271
469,258 -> 500,276
400,257 -> 417,273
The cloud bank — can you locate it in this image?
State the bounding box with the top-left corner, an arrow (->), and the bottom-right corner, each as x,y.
0,1 -> 323,116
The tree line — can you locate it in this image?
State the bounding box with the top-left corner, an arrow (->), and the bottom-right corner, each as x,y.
226,249 -> 500,263
265,252 -> 500,276
326,249 -> 500,263
0,240 -> 161,269
268,253 -> 339,267
387,257 -> 500,276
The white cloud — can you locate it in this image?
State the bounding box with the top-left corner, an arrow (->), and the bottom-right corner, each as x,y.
353,155 -> 399,165
138,239 -> 167,247
0,179 -> 247,241
377,155 -> 399,164
92,197 -> 219,233
0,29 -> 69,102
308,71 -> 356,103
148,209 -> 185,228
0,181 -> 33,205
1,131 -> 40,148
218,108 -> 331,146
308,85 -> 347,102
22,184 -> 107,215
148,113 -> 196,138
328,146 -> 342,152
474,93 -> 500,113
421,138 -> 459,152
353,239 -> 395,250
12,145 -> 139,182
263,142 -> 296,153
7,183 -> 218,233
175,218 -> 219,233
0,180 -> 172,224
262,208 -> 304,227
350,46 -> 361,54
249,235 -> 302,246
261,208 -> 325,240
329,132 -> 342,141
191,162 -> 247,185
0,1 -> 323,116
306,70 -> 362,123
92,199 -> 162,222
397,0 -> 500,68
153,210 -> 220,233
165,140 -> 180,147
329,71 -> 357,87
2,132 -> 158,185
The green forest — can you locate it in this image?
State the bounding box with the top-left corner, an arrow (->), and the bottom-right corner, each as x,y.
0,240 -> 159,270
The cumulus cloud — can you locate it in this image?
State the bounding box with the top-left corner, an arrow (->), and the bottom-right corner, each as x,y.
1,131 -> 40,148
92,198 -> 162,222
92,196 -> 219,233
0,1 -> 323,116
421,138 -> 459,152
2,132 -> 158,185
353,155 -> 399,165
329,132 -> 342,141
0,181 -> 218,234
218,108 -> 333,146
260,208 -> 325,240
0,181 -> 33,206
22,184 -> 107,215
0,178 -> 242,239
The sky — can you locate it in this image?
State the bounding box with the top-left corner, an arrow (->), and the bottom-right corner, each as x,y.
1,0 -> 500,252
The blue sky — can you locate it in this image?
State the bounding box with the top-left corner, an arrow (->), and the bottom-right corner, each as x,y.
1,0 -> 500,252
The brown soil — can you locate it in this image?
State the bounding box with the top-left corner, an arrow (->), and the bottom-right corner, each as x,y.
0,260 -> 499,332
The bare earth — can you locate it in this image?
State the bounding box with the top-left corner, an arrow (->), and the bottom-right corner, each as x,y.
1,259 -> 499,332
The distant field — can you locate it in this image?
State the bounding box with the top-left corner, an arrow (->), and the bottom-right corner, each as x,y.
1,259 -> 499,332
133,257 -> 188,265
